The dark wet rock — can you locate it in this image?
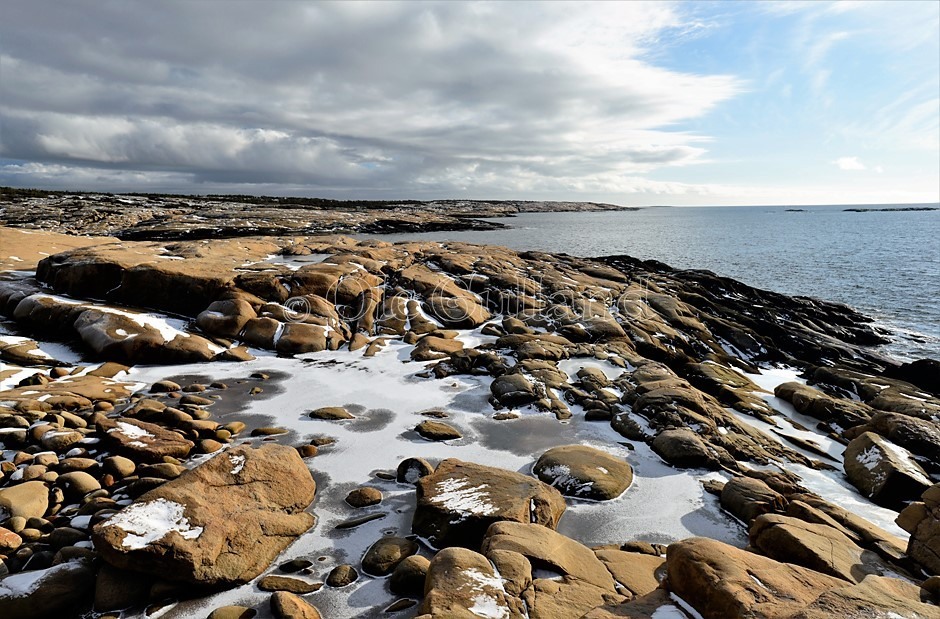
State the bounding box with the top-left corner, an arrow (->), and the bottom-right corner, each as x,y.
412,458 -> 566,549
532,445 -> 633,501
92,444 -> 316,587
389,554 -> 429,596
490,373 -> 542,407
361,536 -> 419,576
397,457 -> 434,484
326,563 -> 359,587
0,558 -> 96,619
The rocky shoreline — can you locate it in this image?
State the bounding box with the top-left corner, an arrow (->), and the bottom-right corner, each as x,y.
0,189 -> 637,240
0,222 -> 939,618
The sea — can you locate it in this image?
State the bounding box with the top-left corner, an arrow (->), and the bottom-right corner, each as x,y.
364,204 -> 940,362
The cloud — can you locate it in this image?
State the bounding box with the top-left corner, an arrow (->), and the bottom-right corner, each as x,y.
0,1 -> 740,198
833,156 -> 866,170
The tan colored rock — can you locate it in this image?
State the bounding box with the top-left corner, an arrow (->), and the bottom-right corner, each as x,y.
844,431 -> 932,510
897,483 -> 940,576
0,480 -> 49,520
594,549 -> 665,597
270,590 -> 322,619
96,416 -> 194,463
720,475 -> 786,524
749,514 -> 897,583
665,537 -> 846,619
92,444 -> 316,586
413,459 -> 566,549
533,445 -> 633,501
420,546 -> 521,619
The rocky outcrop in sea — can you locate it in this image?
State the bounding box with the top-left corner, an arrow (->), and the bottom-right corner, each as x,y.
0,220 -> 937,618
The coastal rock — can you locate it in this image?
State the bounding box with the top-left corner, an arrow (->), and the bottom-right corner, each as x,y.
719,476 -> 786,524
415,419 -> 463,441
480,522 -> 625,618
96,416 -> 195,463
389,554 -> 429,595
843,431 -> 932,510
650,428 -> 728,470
0,559 -> 96,619
361,536 -> 419,576
896,483 -> 940,576
270,591 -> 322,619
532,445 -> 633,501
0,480 -> 49,520
749,514 -> 896,583
92,444 -> 316,586
420,546 -> 521,619
490,373 -> 542,407
412,459 -> 566,549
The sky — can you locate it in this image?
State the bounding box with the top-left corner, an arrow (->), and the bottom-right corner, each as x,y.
1,0 -> 938,206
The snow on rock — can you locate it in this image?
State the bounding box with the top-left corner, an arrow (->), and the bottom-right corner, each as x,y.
102,498 -> 204,550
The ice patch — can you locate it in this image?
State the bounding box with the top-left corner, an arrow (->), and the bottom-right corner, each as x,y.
104,498 -> 203,550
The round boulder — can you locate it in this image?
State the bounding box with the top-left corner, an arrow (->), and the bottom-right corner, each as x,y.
533,445 -> 633,501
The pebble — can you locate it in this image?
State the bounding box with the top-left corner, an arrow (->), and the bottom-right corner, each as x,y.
345,487 -> 382,508
326,564 -> 359,587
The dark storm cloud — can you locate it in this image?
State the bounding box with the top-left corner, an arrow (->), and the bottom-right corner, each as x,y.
0,1 -> 738,197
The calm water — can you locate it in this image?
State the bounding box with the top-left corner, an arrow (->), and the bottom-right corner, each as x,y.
364,205 -> 940,361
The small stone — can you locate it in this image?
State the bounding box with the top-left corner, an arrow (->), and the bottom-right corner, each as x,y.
396,457 -> 434,484
150,380 -> 181,393
258,574 -> 322,594
345,487 -> 382,508
103,456 -> 136,478
0,527 -> 22,551
270,591 -> 322,619
389,555 -> 430,596
415,420 -> 462,441
326,564 -> 359,587
309,406 -> 354,420
210,382 -> 228,389
182,384 -> 206,393
384,599 -> 416,613
180,394 -> 213,406
208,607 -> 257,619
57,471 -> 102,497
249,387 -> 264,395
296,445 -> 319,458
279,558 -> 313,573
362,537 -> 419,576
224,421 -> 246,434
199,439 -> 224,453
251,427 -> 288,437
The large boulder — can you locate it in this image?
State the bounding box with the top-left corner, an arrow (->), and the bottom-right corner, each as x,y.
532,445 -> 633,501
897,483 -> 940,576
420,547 -> 522,619
849,411 -> 940,464
650,428 -> 726,470
843,431 -> 932,510
490,373 -> 542,407
749,514 -> 897,583
0,480 -> 49,520
719,476 -> 786,525
92,444 -> 316,586
0,559 -> 96,619
666,537 -> 846,619
665,537 -> 936,619
412,459 -> 566,549
480,521 -> 625,618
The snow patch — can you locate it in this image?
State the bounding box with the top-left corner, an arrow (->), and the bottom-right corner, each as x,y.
104,498 -> 203,550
